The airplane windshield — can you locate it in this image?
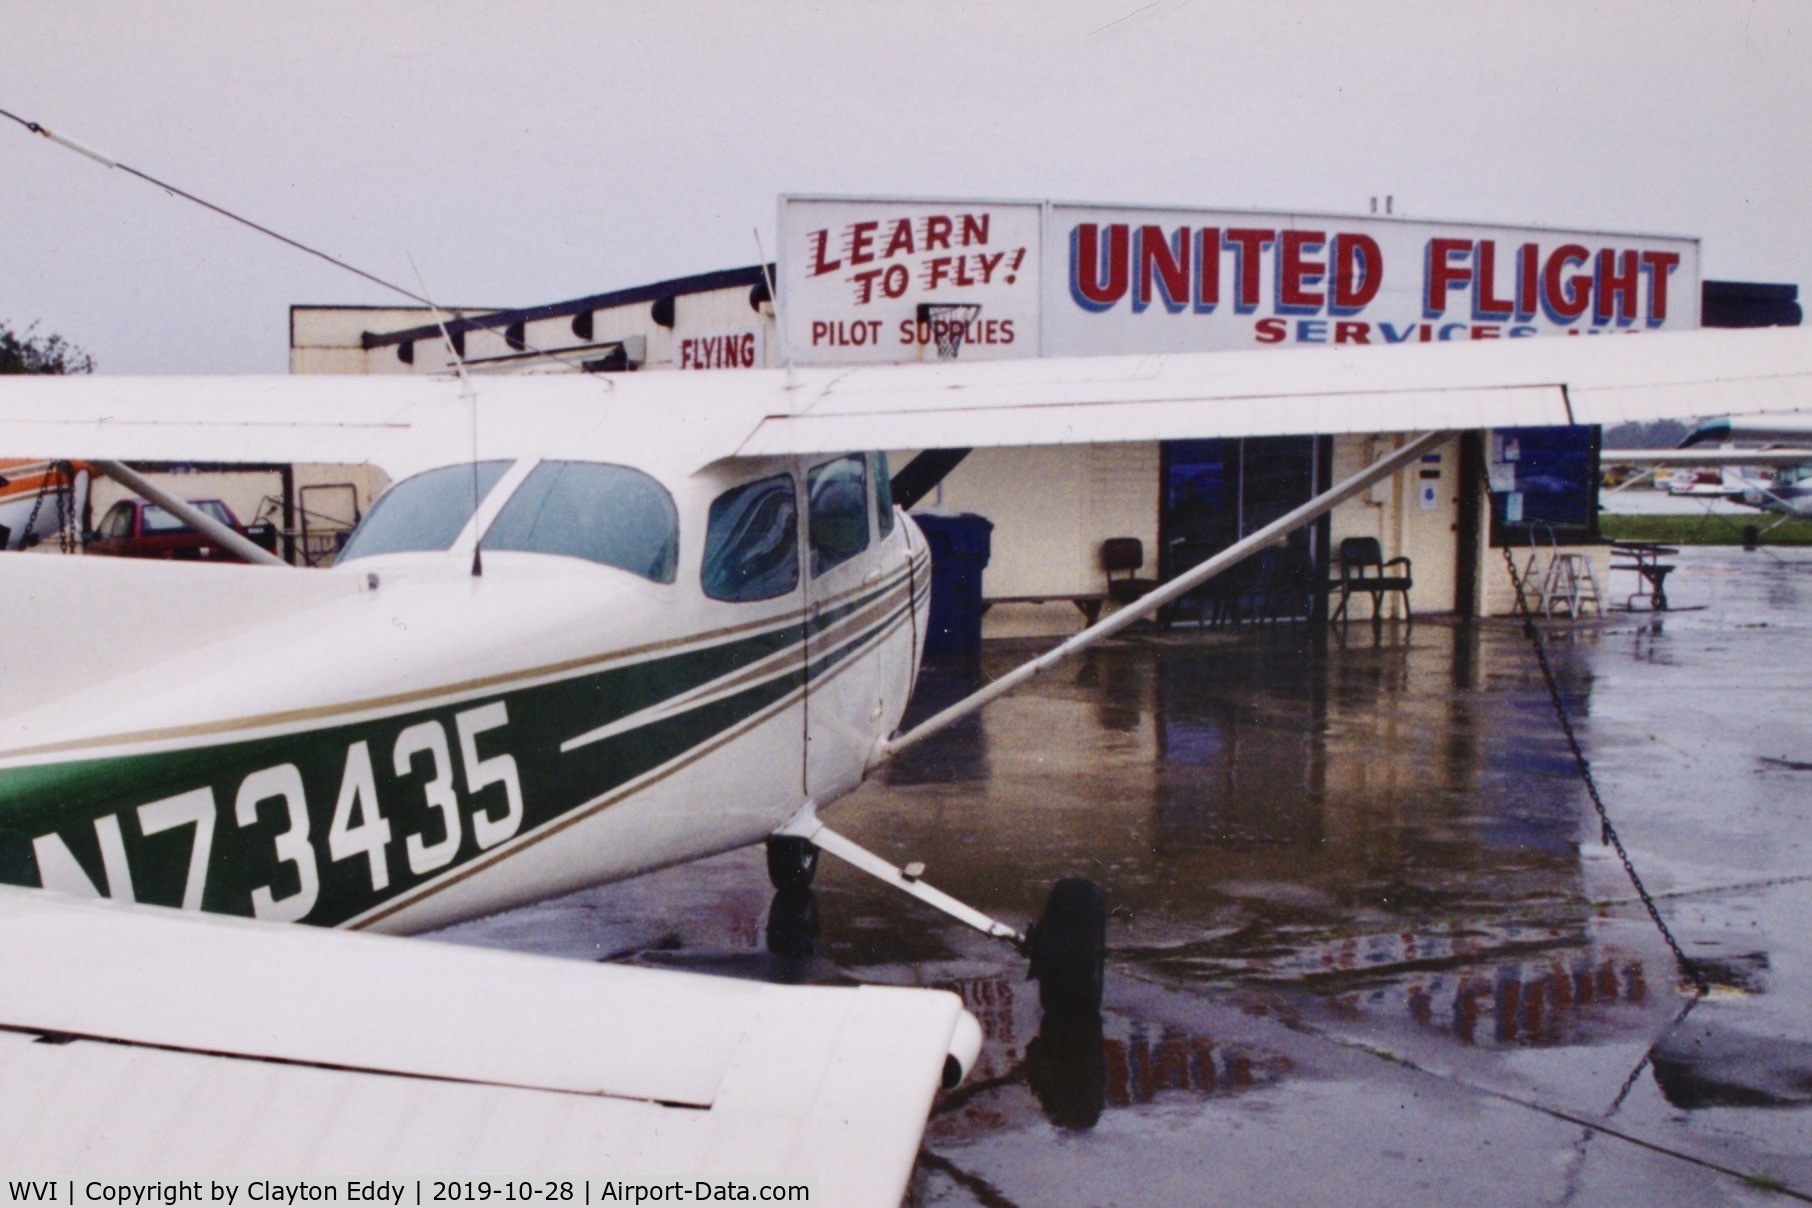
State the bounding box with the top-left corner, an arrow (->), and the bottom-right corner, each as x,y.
480,460 -> 679,582
337,461 -> 512,562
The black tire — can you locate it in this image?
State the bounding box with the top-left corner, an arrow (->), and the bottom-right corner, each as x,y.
765,835 -> 819,890
1029,877 -> 1107,1015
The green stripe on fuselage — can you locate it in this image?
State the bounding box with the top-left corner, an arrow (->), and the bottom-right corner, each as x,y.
0,616 -> 810,925
0,567 -> 920,927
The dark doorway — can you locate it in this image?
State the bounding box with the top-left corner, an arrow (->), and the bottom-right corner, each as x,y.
1160,436 -> 1325,625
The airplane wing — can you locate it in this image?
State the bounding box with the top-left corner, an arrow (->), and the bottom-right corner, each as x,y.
1601,447 -> 1812,466
734,324 -> 1812,455
1681,412 -> 1812,446
0,885 -> 980,1199
2,325 -> 1811,475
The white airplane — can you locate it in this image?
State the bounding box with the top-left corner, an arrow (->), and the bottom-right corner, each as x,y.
2,325 -> 1811,1187
1605,413 -> 1812,517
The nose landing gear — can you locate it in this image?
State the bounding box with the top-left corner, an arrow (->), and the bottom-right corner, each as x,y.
765,834 -> 819,891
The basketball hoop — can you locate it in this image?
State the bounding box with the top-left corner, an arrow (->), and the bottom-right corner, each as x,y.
916,301 -> 983,360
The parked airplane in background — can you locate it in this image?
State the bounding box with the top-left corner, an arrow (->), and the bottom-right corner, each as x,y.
2,326 -> 1811,1183
0,457 -> 87,550
1605,413 -> 1812,517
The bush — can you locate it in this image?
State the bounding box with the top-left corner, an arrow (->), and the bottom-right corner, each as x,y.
0,321 -> 94,374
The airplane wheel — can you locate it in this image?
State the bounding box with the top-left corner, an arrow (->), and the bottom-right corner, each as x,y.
766,835 -> 819,890
1028,877 -> 1106,1015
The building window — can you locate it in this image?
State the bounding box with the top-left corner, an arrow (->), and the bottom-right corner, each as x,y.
1487,425 -> 1600,545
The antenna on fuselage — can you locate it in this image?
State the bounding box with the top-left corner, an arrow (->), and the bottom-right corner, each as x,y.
408,254 -> 485,578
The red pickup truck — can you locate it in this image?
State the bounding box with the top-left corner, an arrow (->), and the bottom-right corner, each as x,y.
86,497 -> 269,562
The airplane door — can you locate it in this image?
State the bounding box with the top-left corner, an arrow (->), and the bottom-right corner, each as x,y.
802,453 -> 883,804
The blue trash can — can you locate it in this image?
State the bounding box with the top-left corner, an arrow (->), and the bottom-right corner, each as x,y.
914,513 -> 994,658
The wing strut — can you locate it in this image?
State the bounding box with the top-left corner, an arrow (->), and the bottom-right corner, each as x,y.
781,813 -> 1027,946
1600,447 -> 1812,467
91,459 -> 288,567
872,429 -> 1454,764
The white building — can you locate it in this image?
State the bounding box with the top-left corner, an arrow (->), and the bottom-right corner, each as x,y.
292,198 -> 1795,634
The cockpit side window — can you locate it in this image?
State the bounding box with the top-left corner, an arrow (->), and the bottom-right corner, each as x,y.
481,461 -> 678,582
337,460 -> 511,563
808,455 -> 870,577
703,473 -> 799,602
872,451 -> 895,538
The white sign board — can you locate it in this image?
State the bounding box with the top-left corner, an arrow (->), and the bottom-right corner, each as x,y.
779,197 -> 1042,364
778,197 -> 1701,366
1045,204 -> 1700,355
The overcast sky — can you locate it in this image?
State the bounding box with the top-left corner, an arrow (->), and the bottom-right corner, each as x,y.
3,0 -> 1808,374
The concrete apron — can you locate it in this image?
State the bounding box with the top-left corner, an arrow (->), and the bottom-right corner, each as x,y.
440,546 -> 1812,1206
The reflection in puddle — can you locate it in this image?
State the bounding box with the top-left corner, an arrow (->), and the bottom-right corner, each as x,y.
1125,919 -> 1660,1048
1212,924 -> 1656,1048
1024,1010 -> 1105,1130
765,886 -> 819,958
1395,950 -> 1649,1047
1105,1018 -> 1287,1105
937,975 -> 1293,1133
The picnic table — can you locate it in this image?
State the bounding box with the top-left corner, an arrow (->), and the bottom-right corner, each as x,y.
1611,541 -> 1678,610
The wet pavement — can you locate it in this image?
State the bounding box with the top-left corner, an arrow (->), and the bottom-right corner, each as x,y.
437,546 -> 1812,1205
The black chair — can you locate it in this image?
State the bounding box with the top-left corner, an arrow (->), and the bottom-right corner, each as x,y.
1331,537 -> 1412,630
1101,537 -> 1160,605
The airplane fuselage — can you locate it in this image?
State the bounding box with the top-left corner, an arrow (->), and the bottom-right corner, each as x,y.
1740,465 -> 1812,517
0,451 -> 928,933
